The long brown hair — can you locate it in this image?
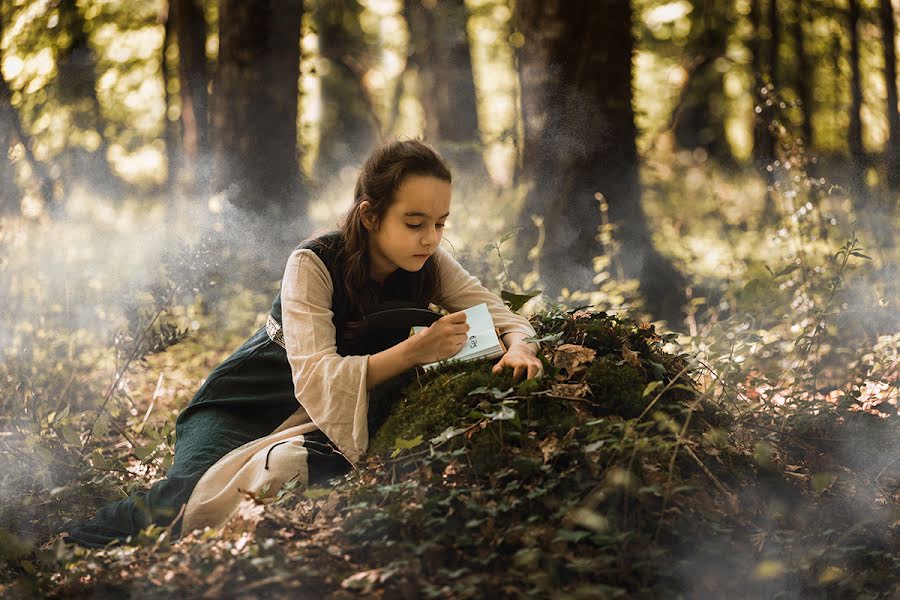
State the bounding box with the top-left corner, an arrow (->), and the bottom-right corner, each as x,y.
337,138 -> 452,318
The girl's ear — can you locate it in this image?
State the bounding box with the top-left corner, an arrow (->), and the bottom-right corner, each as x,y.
359,201 -> 378,232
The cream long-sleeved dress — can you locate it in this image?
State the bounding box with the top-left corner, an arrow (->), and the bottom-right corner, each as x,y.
181,241 -> 537,532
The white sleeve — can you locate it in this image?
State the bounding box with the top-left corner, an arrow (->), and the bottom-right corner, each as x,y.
280,248 -> 370,464
432,246 -> 537,339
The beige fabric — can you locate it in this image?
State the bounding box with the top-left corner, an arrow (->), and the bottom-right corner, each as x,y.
182,243 -> 537,532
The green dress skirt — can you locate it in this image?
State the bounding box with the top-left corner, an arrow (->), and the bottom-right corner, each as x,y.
63,309 -> 416,548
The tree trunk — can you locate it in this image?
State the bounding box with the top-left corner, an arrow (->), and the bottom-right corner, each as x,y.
880,0 -> 900,190
314,0 -> 381,178
768,0 -> 781,89
671,0 -> 733,164
512,0 -> 685,323
0,11 -> 54,212
0,86 -> 21,216
213,0 -> 304,219
847,0 -> 865,193
750,0 -> 778,219
161,4 -> 179,196
54,0 -> 121,197
403,0 -> 487,177
792,0 -> 813,147
172,0 -> 211,193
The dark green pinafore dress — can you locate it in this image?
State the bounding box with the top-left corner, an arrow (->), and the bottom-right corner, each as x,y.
64,231 -> 426,547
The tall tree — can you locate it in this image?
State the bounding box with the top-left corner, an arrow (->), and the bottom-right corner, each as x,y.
791,0 -> 813,147
54,0 -> 121,194
749,0 -> 778,219
847,0 -> 866,195
314,0 -> 382,178
171,0 -> 211,193
670,0 -> 734,163
0,8 -> 53,212
511,1 -> 685,323
880,0 -> 899,190
213,0 -> 304,219
0,13 -> 21,214
403,0 -> 487,176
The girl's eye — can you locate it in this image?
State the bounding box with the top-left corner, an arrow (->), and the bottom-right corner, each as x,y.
406,223 -> 446,229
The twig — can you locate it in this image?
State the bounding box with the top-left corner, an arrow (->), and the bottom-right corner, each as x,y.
683,444 -> 734,499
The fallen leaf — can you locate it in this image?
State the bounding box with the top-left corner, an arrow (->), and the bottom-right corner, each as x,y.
621,347 -> 641,368
551,382 -> 591,399
538,434 -> 559,464
553,344 -> 596,380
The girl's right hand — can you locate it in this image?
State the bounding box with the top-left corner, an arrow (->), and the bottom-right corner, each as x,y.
409,311 -> 469,365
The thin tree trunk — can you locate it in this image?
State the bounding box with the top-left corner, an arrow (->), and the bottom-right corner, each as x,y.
403,0 -> 487,177
768,0 -> 781,89
750,0 -> 778,220
172,0 -> 210,193
161,4 -> 179,196
880,0 -> 900,190
792,0 -> 813,147
0,11 -> 20,214
847,0 -> 865,190
512,0 -> 685,323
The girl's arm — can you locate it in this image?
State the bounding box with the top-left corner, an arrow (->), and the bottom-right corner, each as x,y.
431,246 -> 543,380
280,248 -> 378,463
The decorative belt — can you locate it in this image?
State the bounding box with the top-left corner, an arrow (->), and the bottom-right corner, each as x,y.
266,314 -> 286,349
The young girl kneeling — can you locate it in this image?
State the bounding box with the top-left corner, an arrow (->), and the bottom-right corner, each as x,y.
64,139 -> 542,547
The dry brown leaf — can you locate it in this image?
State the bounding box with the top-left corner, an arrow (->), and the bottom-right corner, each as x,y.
551,382 -> 591,399
621,347 -> 641,368
553,344 -> 597,379
538,434 -> 559,464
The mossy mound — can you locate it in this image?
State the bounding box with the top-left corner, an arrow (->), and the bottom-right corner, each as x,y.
367,306 -> 728,459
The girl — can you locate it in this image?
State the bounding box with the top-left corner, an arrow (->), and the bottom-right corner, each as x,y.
64,139 -> 543,547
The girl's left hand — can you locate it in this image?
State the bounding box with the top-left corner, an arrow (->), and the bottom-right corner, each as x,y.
492,343 -> 543,381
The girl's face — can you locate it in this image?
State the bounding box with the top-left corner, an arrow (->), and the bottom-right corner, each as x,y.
362,175 -> 451,283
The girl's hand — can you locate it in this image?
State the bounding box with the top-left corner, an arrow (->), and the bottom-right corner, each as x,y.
409,310 -> 469,365
492,342 -> 543,381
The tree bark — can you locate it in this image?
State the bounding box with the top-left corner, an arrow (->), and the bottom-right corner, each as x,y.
314,0 -> 382,178
54,0 -> 121,196
792,0 -> 814,147
213,0 -> 304,219
880,0 -> 900,190
750,0 -> 778,220
403,0 -> 487,177
0,11 -> 54,212
172,0 -> 211,193
512,0 -> 685,323
847,0 -> 865,192
671,0 -> 733,164
161,5 -> 179,196
768,0 -> 781,89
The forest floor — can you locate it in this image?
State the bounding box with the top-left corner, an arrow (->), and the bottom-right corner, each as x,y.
0,164 -> 898,598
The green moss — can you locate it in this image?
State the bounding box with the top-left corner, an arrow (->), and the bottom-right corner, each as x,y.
585,355 -> 648,418
368,359 -> 521,456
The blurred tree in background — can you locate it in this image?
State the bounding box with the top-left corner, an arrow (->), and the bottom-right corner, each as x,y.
0,0 -> 897,319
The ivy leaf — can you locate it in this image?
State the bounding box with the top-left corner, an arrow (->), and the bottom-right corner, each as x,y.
501,289 -> 542,312
522,331 -> 564,345
430,426 -> 467,445
488,405 -> 517,421
642,381 -> 663,398
390,434 -> 424,458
